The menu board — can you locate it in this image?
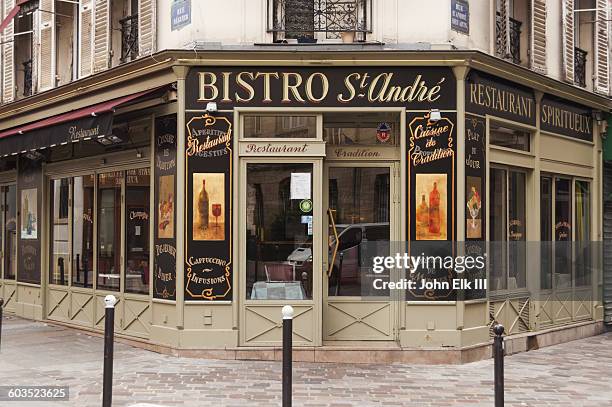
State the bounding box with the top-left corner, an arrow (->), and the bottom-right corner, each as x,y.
185,113 -> 233,301
153,116 -> 178,300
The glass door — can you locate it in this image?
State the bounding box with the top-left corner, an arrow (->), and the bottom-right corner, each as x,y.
323,163 -> 398,341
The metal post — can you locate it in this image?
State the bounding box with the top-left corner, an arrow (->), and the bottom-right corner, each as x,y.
282,305 -> 294,407
102,295 -> 117,407
0,298 -> 4,353
493,324 -> 505,407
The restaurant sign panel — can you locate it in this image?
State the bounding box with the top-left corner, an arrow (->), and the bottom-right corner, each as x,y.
540,95 -> 593,141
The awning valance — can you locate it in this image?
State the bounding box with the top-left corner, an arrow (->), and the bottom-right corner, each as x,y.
0,89 -> 158,157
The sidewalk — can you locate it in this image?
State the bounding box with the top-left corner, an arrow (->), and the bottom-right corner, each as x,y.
0,316 -> 611,406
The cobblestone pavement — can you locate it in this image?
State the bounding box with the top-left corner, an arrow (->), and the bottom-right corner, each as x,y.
0,316 -> 611,406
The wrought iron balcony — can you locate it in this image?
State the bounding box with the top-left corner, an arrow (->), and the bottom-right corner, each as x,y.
23,59 -> 32,97
495,12 -> 522,64
268,0 -> 372,42
574,47 -> 587,88
120,14 -> 138,63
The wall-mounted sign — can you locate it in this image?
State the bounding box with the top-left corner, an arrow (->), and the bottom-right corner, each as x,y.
153,116 -> 177,300
540,95 -> 593,141
17,156 -> 42,284
171,0 -> 191,31
465,114 -> 485,240
466,70 -> 536,126
186,67 -> 456,110
451,0 -> 469,34
185,113 -> 233,301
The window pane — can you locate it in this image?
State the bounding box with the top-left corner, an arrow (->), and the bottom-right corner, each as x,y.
490,123 -> 530,151
575,180 -> 590,286
555,178 -> 572,289
324,112 -> 399,146
328,167 -> 390,297
243,115 -> 316,138
508,171 -> 526,289
97,171 -> 123,291
3,185 -> 17,280
125,168 -> 151,295
540,177 -> 553,290
73,175 -> 95,288
489,168 -> 507,291
246,163 -> 313,300
49,178 -> 70,286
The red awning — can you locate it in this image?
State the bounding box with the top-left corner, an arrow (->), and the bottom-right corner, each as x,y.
0,0 -> 29,33
0,88 -> 157,140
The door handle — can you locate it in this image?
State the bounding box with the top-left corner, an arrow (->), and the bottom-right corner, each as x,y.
327,208 -> 339,277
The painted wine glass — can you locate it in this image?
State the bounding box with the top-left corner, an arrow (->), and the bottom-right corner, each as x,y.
212,203 -> 222,229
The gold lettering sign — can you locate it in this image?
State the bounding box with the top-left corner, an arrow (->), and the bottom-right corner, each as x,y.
541,104 -> 591,136
198,71 -> 445,104
469,83 -> 534,120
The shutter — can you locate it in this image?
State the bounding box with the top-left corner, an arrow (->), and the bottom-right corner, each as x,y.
603,163 -> 612,325
594,0 -> 609,94
530,0 -> 547,74
92,0 -> 110,72
138,0 -> 156,57
561,0 -> 575,83
498,0 -> 511,58
37,0 -> 55,91
79,0 -> 93,78
2,0 -> 14,103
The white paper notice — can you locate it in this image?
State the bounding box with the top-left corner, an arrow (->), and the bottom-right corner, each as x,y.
290,173 -> 311,200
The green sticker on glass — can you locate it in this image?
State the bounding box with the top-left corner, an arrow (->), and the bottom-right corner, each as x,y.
299,199 -> 313,213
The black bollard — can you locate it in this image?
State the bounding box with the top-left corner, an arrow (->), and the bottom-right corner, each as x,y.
282,305 -> 294,407
0,298 -> 4,352
102,295 -> 117,407
493,324 -> 505,407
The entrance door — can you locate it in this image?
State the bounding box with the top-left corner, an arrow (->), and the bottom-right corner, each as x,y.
323,163 -> 399,341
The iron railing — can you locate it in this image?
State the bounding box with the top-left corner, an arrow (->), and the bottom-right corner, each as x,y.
23,59 -> 32,97
495,12 -> 522,64
574,47 -> 587,88
268,0 -> 372,41
120,14 -> 138,63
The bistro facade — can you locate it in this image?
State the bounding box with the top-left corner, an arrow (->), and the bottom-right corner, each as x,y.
0,51 -> 608,362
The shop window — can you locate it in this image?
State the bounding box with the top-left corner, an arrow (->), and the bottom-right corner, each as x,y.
97,171 -> 123,291
243,115 -> 316,138
73,175 -> 95,288
554,178 -> 572,288
324,112 -> 398,146
246,163 -> 314,300
124,168 -> 150,295
49,178 -> 70,285
574,180 -> 591,286
489,168 -> 526,292
2,185 -> 17,280
489,123 -> 530,152
540,176 -> 553,289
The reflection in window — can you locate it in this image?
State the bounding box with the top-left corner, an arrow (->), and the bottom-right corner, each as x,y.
50,178 -> 70,285
555,178 -> 571,288
575,180 -> 590,286
97,171 -> 123,291
328,167 -> 390,297
324,112 -> 399,146
489,168 -> 526,291
73,175 -> 95,288
540,177 -> 553,289
243,115 -> 316,138
3,185 -> 17,280
246,163 -> 313,300
489,123 -> 530,151
125,168 -> 150,294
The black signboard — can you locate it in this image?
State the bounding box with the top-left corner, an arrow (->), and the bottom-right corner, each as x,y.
466,70 -> 536,126
185,113 -> 233,301
153,116 -> 178,300
186,67 -> 456,110
0,113 -> 113,157
406,112 -> 457,301
540,95 -> 593,141
17,156 -> 42,284
464,114 -> 487,300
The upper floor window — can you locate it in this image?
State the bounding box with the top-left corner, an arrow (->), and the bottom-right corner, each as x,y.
268,0 -> 372,43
